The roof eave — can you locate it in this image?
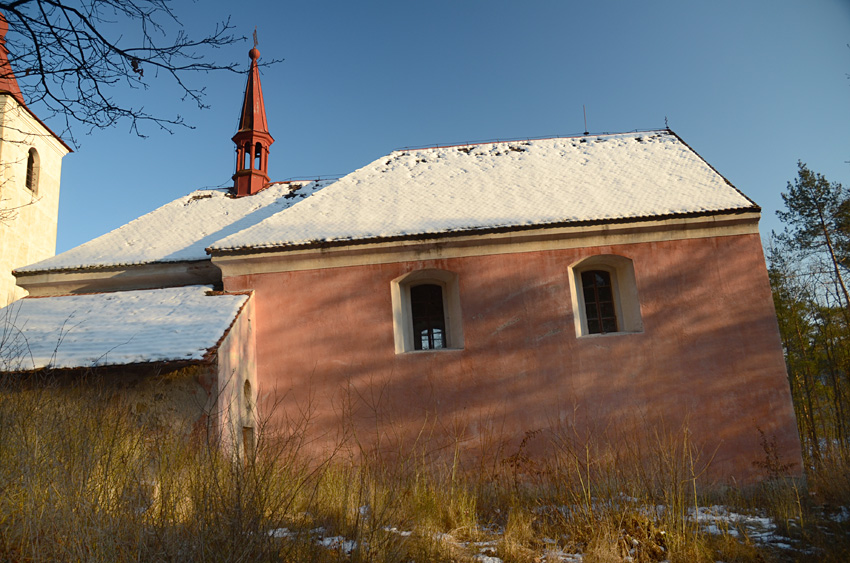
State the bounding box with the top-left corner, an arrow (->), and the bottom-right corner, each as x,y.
208,206 -> 761,257
2,357 -> 211,376
14,258 -> 220,297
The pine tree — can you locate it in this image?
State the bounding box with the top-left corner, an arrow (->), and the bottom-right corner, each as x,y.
777,162 -> 850,310
772,163 -> 850,467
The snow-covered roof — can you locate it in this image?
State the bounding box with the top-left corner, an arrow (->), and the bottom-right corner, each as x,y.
210,130 -> 756,253
16,181 -> 329,273
18,130 -> 757,276
0,285 -> 247,371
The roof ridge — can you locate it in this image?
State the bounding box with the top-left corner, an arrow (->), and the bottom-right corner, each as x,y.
392,129 -> 671,153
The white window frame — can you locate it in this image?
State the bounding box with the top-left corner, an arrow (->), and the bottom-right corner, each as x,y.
391,269 -> 464,353
569,255 -> 643,337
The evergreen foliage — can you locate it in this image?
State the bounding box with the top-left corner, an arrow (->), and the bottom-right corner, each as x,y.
770,163 -> 850,481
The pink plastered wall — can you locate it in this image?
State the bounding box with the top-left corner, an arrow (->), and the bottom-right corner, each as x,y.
223,233 -> 801,482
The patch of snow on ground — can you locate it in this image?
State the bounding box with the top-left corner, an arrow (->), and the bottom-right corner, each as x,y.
269,525 -> 360,554
541,550 -> 584,563
691,505 -> 793,548
828,506 -> 850,522
318,535 -> 357,554
382,526 -> 413,537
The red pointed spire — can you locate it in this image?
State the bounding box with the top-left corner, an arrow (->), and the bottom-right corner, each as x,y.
0,11 -> 25,106
232,46 -> 274,197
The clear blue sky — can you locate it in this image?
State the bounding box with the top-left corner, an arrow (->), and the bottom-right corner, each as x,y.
32,1 -> 850,253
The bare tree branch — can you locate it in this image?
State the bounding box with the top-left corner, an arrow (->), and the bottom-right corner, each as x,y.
0,0 -> 277,145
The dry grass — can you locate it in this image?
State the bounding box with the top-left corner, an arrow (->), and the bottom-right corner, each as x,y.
0,376 -> 848,562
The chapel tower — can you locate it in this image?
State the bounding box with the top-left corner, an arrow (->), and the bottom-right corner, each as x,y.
0,13 -> 70,306
232,45 -> 273,197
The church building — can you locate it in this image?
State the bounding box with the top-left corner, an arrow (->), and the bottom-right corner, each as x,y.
0,46 -> 801,482
0,13 -> 71,307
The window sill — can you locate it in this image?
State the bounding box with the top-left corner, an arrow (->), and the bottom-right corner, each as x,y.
398,347 -> 464,355
576,330 -> 644,339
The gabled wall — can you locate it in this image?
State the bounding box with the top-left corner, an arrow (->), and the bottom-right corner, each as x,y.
221,225 -> 801,483
0,95 -> 68,306
214,294 -> 257,456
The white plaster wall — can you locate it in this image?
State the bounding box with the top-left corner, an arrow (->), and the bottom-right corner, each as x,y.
0,95 -> 68,306
215,295 -> 257,456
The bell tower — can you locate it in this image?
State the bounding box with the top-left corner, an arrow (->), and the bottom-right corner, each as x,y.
0,11 -> 71,306
232,43 -> 273,197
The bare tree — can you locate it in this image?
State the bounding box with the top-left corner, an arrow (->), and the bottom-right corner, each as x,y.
0,0 -> 257,145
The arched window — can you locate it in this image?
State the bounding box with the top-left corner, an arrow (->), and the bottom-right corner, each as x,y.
254,142 -> 263,170
391,269 -> 464,353
241,379 -> 255,459
569,255 -> 643,337
25,148 -> 39,193
243,379 -> 253,419
243,142 -> 252,170
411,284 -> 446,350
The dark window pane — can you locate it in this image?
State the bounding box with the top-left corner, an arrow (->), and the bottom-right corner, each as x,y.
411,284 -> 447,350
596,285 -> 614,302
26,151 -> 34,191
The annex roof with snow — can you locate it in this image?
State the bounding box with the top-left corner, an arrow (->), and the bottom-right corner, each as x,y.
210,130 -> 757,254
0,285 -> 247,371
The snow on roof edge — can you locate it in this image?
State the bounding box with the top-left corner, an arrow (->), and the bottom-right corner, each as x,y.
208,205 -> 761,256
202,289 -> 253,364
14,256 -> 210,277
14,187 -> 233,275
665,129 -> 759,209
208,129 -> 759,254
